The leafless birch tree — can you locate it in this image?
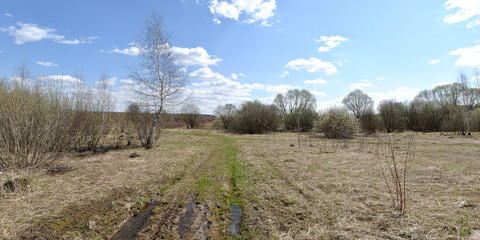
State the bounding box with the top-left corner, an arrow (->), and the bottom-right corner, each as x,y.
129,13 -> 187,149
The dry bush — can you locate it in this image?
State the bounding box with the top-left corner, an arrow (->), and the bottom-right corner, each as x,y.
126,103 -> 166,147
370,135 -> 414,214
0,79 -> 77,169
317,107 -> 360,139
229,101 -> 280,134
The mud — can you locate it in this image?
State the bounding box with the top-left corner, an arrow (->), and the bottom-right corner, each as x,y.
177,200 -> 212,239
147,199 -> 215,239
111,201 -> 158,240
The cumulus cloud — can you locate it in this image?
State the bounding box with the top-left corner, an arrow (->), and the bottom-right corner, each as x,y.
316,36 -> 349,52
0,22 -> 97,45
349,80 -> 373,90
120,79 -> 135,84
37,75 -> 82,85
172,46 -> 222,66
5,13 -> 13,18
369,87 -> 420,104
107,44 -> 221,67
304,78 -> 327,85
449,44 -> 480,66
190,67 -> 229,80
443,0 -> 480,27
310,90 -> 327,98
96,77 -> 117,86
429,59 -> 440,64
109,46 -> 141,56
280,71 -> 289,78
265,84 -> 293,93
36,61 -> 58,67
209,0 -> 276,26
285,58 -> 338,75
187,67 -> 264,113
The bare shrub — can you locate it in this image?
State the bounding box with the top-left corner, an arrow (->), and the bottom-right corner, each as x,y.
126,103 -> 165,147
372,135 -> 414,214
229,101 -> 279,134
0,78 -> 76,169
316,107 -> 360,139
179,102 -> 200,129
214,103 -> 237,130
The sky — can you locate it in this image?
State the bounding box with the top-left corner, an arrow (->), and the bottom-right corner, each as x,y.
1,0 -> 479,113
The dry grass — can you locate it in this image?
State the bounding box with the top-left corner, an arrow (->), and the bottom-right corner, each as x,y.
0,130 -> 205,239
237,132 -> 480,239
1,130 -> 479,239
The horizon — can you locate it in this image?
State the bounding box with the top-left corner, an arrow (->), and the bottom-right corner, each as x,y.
1,0 -> 479,114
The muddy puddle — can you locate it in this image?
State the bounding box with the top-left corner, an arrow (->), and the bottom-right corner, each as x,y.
227,206 -> 242,237
111,201 -> 158,240
177,200 -> 211,239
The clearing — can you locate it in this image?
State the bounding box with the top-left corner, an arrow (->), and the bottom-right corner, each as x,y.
1,129 -> 479,239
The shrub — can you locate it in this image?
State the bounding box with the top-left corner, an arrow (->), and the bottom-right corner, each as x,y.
316,107 -> 360,139
0,79 -> 77,169
229,101 -> 280,134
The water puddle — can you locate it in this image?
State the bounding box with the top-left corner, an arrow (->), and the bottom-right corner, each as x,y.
227,206 -> 242,237
111,201 -> 158,240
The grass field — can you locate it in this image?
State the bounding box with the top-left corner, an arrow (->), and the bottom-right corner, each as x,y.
1,129 -> 480,239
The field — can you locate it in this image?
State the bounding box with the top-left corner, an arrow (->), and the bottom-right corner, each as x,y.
1,129 -> 480,239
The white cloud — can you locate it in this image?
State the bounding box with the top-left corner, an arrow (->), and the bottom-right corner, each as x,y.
190,67 -> 228,80
120,79 -> 135,84
265,84 -> 293,93
280,71 -> 289,78
304,78 -> 327,85
316,36 -> 349,52
171,46 -> 222,66
187,67 -> 264,113
286,58 -> 338,75
369,87 -> 420,106
238,73 -> 246,77
37,75 -> 82,85
376,77 -> 386,81
467,19 -> 480,28
5,13 -> 13,18
0,22 -> 97,45
96,77 -> 117,86
110,46 -> 141,56
449,45 -> 480,66
443,0 -> 480,27
36,61 -> 58,67
429,59 -> 440,64
310,90 -> 327,98
317,97 -> 344,111
209,0 -> 276,26
349,80 -> 374,90
231,73 -> 238,79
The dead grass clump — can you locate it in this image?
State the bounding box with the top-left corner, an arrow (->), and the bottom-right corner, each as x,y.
1,177 -> 32,194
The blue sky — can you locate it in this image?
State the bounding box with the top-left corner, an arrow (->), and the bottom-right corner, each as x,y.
1,0 -> 479,113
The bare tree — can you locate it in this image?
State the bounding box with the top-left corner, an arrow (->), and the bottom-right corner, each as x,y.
274,89 -> 317,132
180,102 -> 200,129
214,103 -> 237,130
342,89 -> 374,118
129,12 -> 187,149
458,71 -> 480,135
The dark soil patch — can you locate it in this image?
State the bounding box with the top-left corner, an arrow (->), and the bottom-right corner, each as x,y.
111,201 -> 158,240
